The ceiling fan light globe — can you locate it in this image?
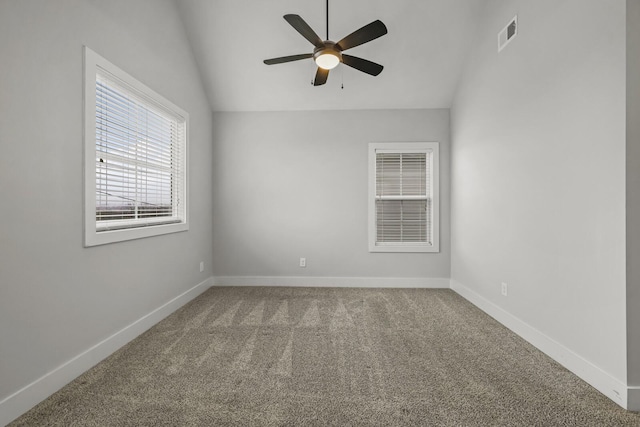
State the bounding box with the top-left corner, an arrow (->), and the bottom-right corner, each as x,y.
315,52 -> 340,70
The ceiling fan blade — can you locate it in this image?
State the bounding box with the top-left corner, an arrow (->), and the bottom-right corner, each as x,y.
284,14 -> 324,48
264,53 -> 313,65
341,54 -> 384,76
313,67 -> 329,86
336,20 -> 388,51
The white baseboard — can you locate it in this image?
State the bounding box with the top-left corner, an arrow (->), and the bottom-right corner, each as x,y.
450,279 -> 630,410
0,277 -> 213,426
212,276 -> 450,288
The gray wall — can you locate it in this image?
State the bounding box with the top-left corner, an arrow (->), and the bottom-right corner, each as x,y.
451,0 -> 627,382
0,0 -> 213,402
627,0 -> 640,389
211,109 -> 450,279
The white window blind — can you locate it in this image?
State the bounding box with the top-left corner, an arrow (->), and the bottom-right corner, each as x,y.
95,70 -> 186,232
376,152 -> 431,243
368,142 -> 439,253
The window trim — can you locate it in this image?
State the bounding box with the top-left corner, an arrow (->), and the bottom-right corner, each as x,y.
83,46 -> 189,247
368,142 -> 439,253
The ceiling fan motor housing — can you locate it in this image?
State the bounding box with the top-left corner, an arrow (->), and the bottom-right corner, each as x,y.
313,41 -> 342,70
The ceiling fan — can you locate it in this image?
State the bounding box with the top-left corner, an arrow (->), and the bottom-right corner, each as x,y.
263,0 -> 388,86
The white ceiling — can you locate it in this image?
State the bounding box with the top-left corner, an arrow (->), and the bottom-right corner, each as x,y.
176,0 -> 488,112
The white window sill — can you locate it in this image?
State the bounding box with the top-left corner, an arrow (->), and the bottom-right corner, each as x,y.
369,243 -> 440,253
85,221 -> 188,247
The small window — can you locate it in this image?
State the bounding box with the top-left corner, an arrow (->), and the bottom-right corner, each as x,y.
84,47 -> 188,246
368,142 -> 439,252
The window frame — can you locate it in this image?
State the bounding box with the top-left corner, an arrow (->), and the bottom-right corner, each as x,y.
368,142 -> 439,253
83,46 -> 189,247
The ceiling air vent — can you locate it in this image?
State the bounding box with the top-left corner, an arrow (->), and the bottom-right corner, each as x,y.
498,16 -> 517,52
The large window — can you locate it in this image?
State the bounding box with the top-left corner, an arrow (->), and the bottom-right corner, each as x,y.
84,47 -> 188,246
368,142 -> 439,252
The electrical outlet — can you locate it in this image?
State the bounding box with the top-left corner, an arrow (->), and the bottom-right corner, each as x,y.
501,282 -> 508,296
299,257 -> 306,268
200,261 -> 204,272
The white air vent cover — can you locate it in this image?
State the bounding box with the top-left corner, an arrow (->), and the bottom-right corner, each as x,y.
498,15 -> 517,52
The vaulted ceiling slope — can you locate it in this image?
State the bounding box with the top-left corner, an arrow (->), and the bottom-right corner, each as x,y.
176,0 -> 488,112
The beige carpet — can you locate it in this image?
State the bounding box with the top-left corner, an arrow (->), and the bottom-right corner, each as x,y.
10,287 -> 640,426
